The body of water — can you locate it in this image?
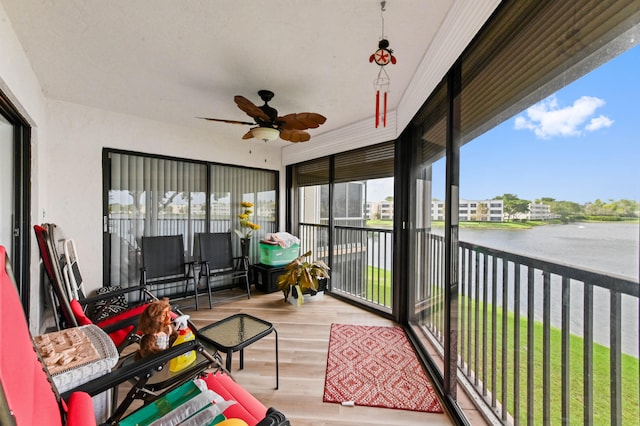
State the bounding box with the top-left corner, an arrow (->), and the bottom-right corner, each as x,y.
458,222 -> 639,280
434,221 -> 639,356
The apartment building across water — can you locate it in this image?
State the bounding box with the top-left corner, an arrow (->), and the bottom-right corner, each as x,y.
367,199 -> 554,222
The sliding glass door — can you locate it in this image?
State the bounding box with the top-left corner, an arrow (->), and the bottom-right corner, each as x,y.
291,143 -> 396,315
0,92 -> 30,313
103,149 -> 278,292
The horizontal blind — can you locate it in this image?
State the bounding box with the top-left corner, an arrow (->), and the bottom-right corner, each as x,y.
334,141 -> 395,183
293,157 -> 330,187
414,80 -> 448,163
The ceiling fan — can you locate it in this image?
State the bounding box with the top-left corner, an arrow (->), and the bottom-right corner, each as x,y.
199,90 -> 327,143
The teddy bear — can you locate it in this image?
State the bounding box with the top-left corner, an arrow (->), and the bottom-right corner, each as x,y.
136,298 -> 178,359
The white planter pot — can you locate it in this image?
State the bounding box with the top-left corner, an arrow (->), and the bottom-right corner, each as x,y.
287,289 -> 324,305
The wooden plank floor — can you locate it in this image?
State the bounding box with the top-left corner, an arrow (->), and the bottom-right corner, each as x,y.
180,289 -> 455,426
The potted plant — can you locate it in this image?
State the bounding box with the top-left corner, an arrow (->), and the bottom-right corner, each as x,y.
277,250 -> 330,306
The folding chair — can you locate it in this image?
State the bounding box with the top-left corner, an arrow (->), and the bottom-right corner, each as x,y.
195,232 -> 251,309
62,238 -> 86,301
34,224 -> 153,351
140,235 -> 197,305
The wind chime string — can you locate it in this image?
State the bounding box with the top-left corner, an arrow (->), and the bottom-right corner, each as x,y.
380,1 -> 386,38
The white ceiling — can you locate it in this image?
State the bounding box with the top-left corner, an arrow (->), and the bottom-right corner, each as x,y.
2,0 -> 498,154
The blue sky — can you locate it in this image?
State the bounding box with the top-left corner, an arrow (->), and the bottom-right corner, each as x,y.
369,44 -> 639,204
450,43 -> 640,204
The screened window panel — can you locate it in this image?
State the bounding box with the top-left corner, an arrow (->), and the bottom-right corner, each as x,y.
108,153 -> 207,289
410,79 -> 448,352
405,0 -> 640,418
347,182 -> 364,218
107,151 -> 277,291
209,164 -> 277,260
333,184 -> 347,218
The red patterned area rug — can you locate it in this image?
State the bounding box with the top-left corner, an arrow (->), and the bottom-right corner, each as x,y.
323,323 -> 443,413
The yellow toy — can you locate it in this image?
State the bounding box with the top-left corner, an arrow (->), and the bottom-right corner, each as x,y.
169,314 -> 197,372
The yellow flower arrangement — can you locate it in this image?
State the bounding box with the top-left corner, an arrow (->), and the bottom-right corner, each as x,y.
235,201 -> 260,239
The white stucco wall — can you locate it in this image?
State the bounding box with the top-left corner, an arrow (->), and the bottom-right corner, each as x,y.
1,1 -> 285,331
46,100 -> 285,296
0,1 -> 48,331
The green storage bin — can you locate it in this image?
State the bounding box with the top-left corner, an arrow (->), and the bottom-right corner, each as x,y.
259,243 -> 300,266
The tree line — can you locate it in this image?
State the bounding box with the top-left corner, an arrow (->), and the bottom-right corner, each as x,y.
493,193 -> 640,222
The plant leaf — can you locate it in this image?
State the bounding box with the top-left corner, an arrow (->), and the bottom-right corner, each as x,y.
295,284 -> 304,306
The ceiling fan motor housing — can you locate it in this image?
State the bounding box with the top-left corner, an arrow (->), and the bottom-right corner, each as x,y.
257,90 -> 274,102
257,90 -> 279,124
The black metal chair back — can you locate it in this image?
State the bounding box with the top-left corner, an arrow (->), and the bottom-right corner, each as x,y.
198,232 -> 235,271
140,235 -> 196,304
195,232 -> 251,309
141,235 -> 187,279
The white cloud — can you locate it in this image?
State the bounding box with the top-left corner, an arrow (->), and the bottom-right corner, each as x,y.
514,95 -> 613,139
585,115 -> 614,131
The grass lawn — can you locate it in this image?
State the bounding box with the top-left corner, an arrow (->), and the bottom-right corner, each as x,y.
363,275 -> 639,424
366,219 -> 552,230
365,266 -> 392,307
432,220 -> 549,230
458,297 -> 639,425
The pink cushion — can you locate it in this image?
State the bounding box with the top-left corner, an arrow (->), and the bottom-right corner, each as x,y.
0,246 -> 63,425
66,392 -> 97,426
202,371 -> 267,426
96,304 -> 148,347
70,299 -> 93,326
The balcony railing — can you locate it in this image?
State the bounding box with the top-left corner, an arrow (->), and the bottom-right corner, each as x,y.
299,223 -> 639,425
298,223 -> 393,312
420,234 -> 639,425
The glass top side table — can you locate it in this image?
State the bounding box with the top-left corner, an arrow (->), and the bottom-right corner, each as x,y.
197,313 -> 279,389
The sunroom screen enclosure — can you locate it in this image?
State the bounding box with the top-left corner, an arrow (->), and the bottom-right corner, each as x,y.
293,143 -> 396,313
289,1 -> 640,424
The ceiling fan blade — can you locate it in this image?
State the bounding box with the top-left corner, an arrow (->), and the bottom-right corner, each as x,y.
234,95 -> 270,122
278,112 -> 327,131
197,117 -> 255,126
280,129 -> 311,143
241,130 -> 254,140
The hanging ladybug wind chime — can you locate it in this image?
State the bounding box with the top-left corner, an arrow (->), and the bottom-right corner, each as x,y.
369,1 -> 396,128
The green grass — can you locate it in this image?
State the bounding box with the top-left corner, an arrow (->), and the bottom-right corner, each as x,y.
366,219 -> 553,230
366,219 -> 394,228
432,220 -> 550,230
365,266 -> 392,307
458,297 -> 639,425
352,266 -> 638,424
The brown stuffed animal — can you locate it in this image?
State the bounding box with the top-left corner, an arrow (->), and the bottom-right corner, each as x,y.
136,298 -> 178,359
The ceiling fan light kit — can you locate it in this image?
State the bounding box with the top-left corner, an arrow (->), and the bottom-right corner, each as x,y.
199,90 -> 326,143
251,126 -> 280,142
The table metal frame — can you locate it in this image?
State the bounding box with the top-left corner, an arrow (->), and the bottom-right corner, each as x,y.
197,313 -> 279,389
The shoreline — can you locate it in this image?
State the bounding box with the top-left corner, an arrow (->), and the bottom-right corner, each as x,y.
367,218 -> 640,230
